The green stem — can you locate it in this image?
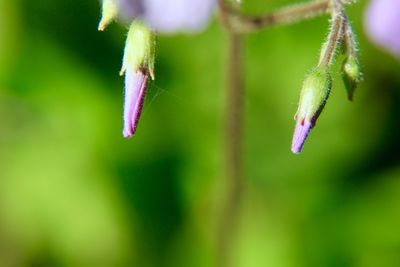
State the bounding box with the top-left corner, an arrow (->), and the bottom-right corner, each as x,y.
220,0 -> 355,33
217,2 -> 244,267
317,0 -> 345,67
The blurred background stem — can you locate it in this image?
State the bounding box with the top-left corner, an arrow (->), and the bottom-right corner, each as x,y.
218,31 -> 244,267
217,1 -> 244,265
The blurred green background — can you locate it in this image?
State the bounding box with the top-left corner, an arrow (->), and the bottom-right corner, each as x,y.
0,0 -> 400,266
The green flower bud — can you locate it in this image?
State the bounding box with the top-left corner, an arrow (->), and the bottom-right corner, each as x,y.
342,55 -> 362,101
120,21 -> 156,138
120,21 -> 156,80
296,68 -> 332,123
292,68 -> 332,154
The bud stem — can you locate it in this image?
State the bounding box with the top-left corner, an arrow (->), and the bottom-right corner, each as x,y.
318,0 -> 345,67
343,14 -> 358,58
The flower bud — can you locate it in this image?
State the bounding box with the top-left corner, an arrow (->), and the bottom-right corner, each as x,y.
342,55 -> 362,101
120,21 -> 155,79
98,0 -> 119,31
292,68 -> 332,154
121,22 -> 156,138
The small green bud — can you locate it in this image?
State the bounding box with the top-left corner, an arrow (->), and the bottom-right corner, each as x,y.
296,68 -> 332,123
342,55 -> 362,101
98,0 -> 119,31
120,21 -> 156,80
292,68 -> 332,154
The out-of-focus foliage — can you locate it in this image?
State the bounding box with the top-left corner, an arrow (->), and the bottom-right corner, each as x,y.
0,0 -> 399,267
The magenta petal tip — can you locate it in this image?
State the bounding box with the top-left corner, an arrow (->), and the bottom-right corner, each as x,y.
291,119 -> 314,154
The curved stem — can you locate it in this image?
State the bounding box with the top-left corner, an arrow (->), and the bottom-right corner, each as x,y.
220,0 -> 355,33
318,0 -> 345,67
230,0 -> 330,32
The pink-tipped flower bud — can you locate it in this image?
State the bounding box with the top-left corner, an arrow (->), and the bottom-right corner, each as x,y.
120,21 -> 155,138
292,68 -> 332,154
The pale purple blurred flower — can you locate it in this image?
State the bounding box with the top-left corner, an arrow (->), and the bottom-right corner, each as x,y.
365,0 -> 400,57
123,69 -> 149,138
117,0 -> 217,33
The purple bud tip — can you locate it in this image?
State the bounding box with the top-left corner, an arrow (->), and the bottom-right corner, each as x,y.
123,69 -> 149,138
291,119 -> 314,154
